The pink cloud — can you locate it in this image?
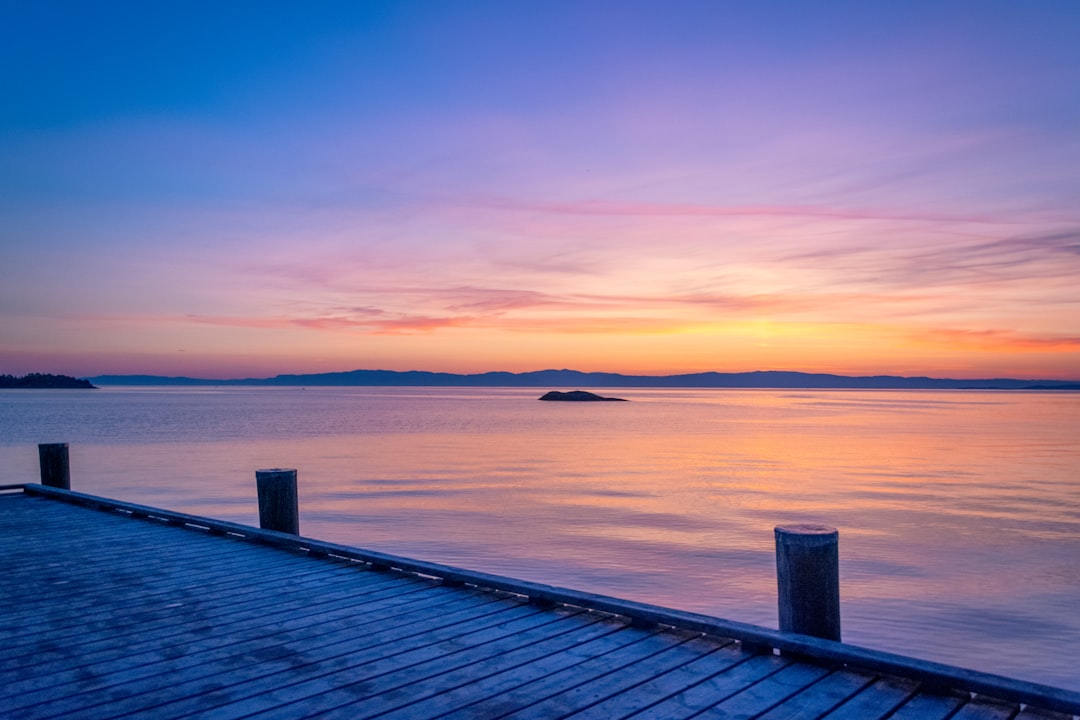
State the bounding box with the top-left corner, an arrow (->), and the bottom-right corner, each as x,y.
469,197 -> 1008,225
184,313 -> 469,335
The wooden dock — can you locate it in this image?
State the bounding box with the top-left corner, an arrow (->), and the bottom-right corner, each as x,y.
3,483 -> 1079,720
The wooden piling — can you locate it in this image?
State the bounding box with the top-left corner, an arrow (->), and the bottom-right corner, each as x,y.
38,443 -> 71,490
256,468 -> 299,535
775,523 -> 841,641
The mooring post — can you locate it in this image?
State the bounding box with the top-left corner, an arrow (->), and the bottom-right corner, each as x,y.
256,468 -> 299,535
38,443 -> 71,490
775,523 -> 841,641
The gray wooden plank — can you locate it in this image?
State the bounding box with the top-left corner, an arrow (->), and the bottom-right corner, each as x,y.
0,508 -> 307,563
498,633 -> 727,720
21,489 -> 1080,718
1,526 -> 316,593
624,653 -> 791,720
0,498 -> 213,531
752,669 -> 878,720
951,696 -> 1023,720
817,675 -> 920,720
0,576 -> 462,703
2,550 -> 358,618
436,628 -> 693,720
0,524 -> 231,564
372,616 -> 647,720
251,607 -> 605,720
1014,707 -> 1077,720
1,565 -> 438,677
0,530 -> 274,588
1,558 -> 385,653
0,499 -> 237,548
555,640 -> 752,720
3,590 -> 519,719
0,545 -> 279,593
887,690 -> 970,720
2,576 -> 443,689
687,661 -> 832,720
35,598 -> 541,720
1,552 -> 355,638
2,582 -> 419,686
435,621 -> 668,720
3,553 -> 365,614
221,621 -> 665,720
0,518 -> 287,564
172,605 -> 577,720
3,492 -> 1078,720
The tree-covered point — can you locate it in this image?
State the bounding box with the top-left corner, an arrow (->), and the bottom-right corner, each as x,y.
0,373 -> 96,389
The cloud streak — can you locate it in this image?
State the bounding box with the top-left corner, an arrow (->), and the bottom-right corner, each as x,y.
470,197 -> 1012,226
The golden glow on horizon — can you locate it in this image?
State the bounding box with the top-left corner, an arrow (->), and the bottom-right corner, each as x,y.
7,312 -> 1077,380
5,195 -> 1078,380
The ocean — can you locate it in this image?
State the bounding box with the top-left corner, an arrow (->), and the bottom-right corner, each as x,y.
1,386 -> 1078,691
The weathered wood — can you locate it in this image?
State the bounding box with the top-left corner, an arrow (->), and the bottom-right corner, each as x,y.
1,524 -> 339,609
1015,707 -> 1078,720
755,669 -> 877,720
37,442 -> 70,489
1,558 -> 368,649
499,634 -> 729,720
256,609 -> 607,720
104,604 -> 550,720
776,523 -> 841,641
886,690 -> 969,720
1,558 -> 417,643
7,592 -> 518,719
255,467 -> 299,534
611,652 -> 790,720
538,640 -> 748,720
5,488 -> 1080,720
693,662 -> 832,719
436,624 -> 670,720
950,696 -> 1023,719
372,617 -> 641,720
23,484 -> 1080,716
435,629 -> 693,720
814,675 -> 919,719
0,579 -> 457,702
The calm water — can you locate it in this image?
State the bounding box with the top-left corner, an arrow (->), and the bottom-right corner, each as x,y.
1,386 -> 1078,690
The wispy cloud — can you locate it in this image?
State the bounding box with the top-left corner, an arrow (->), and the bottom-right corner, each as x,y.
467,197 -> 1011,225
774,228 -> 1080,299
184,312 -> 470,335
909,328 -> 1080,353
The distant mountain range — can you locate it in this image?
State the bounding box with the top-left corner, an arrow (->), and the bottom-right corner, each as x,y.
87,369 -> 1080,390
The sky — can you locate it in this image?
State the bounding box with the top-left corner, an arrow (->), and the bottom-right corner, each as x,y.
2,1 -> 1079,380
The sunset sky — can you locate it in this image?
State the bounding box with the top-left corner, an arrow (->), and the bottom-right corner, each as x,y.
2,1 -> 1079,379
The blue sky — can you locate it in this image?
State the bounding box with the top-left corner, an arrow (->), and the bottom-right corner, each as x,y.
2,1 -> 1079,378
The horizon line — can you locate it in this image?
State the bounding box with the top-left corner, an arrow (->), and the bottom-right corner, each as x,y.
81,367 -> 1080,385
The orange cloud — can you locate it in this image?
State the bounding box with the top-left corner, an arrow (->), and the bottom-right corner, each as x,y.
909,328 -> 1080,353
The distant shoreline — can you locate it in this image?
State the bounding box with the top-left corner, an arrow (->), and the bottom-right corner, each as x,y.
82,369 -> 1080,391
0,373 -> 95,389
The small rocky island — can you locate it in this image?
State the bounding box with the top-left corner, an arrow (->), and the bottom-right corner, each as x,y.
538,390 -> 627,402
0,373 -> 96,389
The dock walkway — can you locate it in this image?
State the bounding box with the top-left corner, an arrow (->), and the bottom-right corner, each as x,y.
2,485 -> 1078,719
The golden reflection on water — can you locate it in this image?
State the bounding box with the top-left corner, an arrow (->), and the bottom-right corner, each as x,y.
1,387 -> 1077,689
